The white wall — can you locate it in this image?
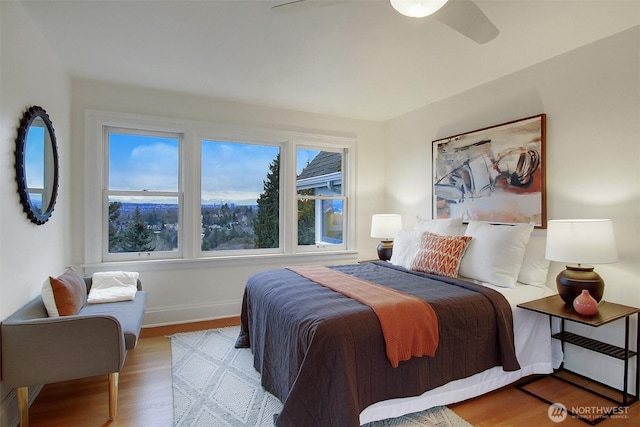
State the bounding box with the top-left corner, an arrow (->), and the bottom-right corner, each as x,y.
70,79 -> 386,325
0,0 -> 72,322
0,2 -> 72,425
385,26 -> 640,391
3,0 -> 637,418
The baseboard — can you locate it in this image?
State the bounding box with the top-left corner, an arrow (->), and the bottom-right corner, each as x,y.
0,385 -> 42,427
140,317 -> 240,338
141,299 -> 242,327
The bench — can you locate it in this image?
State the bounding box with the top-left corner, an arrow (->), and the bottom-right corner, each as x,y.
1,277 -> 147,427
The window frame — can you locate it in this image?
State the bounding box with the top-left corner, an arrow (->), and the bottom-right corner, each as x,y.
84,110 -> 357,265
103,126 -> 184,261
295,145 -> 348,252
198,138 -> 284,257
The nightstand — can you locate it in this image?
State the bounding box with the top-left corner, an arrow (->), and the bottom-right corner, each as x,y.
517,295 -> 639,425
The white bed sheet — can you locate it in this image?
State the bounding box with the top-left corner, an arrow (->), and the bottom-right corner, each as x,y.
360,282 -> 563,425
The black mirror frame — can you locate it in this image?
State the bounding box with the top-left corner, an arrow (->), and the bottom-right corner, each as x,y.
15,106 -> 60,225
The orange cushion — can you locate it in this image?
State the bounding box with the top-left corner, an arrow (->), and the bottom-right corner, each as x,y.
410,232 -> 472,278
48,268 -> 86,316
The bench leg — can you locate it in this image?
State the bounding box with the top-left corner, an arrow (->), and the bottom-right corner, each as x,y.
16,386 -> 29,427
108,372 -> 119,420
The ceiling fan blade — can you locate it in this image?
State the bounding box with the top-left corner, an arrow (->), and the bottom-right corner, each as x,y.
271,0 -> 350,14
435,0 -> 499,44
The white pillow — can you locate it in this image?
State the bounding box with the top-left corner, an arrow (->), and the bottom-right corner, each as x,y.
42,277 -> 59,317
92,271 -> 139,289
459,221 -> 534,288
389,230 -> 422,269
517,233 -> 551,286
414,217 -> 463,236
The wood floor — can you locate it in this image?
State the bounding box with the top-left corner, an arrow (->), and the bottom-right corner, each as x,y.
24,318 -> 639,427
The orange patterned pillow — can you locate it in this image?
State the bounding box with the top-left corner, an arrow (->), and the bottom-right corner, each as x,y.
410,232 -> 472,278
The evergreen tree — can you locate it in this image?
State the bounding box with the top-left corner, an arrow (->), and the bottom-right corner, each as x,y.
297,190 -> 316,245
108,201 -> 122,251
253,154 -> 280,248
296,158 -> 316,245
220,203 -> 232,225
120,206 -> 155,252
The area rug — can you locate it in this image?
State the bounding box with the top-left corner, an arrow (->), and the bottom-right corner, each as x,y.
171,326 -> 472,427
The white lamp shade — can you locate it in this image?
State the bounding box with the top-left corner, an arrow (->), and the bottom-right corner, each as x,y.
371,214 -> 403,240
545,219 -> 618,264
390,0 -> 449,18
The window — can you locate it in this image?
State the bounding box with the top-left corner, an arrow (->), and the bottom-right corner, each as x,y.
296,148 -> 346,249
201,140 -> 280,252
86,110 -> 355,263
105,128 -> 181,260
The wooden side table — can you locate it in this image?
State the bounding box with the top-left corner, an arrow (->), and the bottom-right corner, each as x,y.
517,295 -> 639,425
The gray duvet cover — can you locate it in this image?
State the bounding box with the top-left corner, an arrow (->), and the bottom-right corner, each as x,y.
236,262 -> 519,427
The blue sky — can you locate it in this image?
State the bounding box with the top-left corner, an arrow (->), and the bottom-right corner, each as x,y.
26,126 -> 45,187
109,133 -> 179,192
201,140 -> 279,205
109,132 -> 319,205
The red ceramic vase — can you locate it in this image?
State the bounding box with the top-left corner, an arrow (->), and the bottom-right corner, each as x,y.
573,289 -> 599,316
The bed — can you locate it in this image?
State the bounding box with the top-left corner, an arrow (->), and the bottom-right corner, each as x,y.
236,219 -> 562,427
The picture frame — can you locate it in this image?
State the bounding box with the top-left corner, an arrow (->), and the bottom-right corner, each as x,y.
432,114 -> 546,228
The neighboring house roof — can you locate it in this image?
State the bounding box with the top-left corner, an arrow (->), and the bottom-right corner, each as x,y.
296,151 -> 342,195
297,151 -> 341,180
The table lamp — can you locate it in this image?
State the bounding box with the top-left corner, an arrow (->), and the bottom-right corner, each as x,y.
545,219 -> 618,305
370,214 -> 403,261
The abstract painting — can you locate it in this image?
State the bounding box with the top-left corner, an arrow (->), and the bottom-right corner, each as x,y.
432,114 -> 546,227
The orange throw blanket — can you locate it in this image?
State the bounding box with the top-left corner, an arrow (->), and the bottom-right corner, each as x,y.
287,265 -> 439,367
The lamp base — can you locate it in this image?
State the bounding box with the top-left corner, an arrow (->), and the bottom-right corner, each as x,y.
377,240 -> 393,261
556,265 -> 604,306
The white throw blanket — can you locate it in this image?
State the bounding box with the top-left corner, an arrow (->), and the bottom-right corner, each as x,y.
88,271 -> 139,304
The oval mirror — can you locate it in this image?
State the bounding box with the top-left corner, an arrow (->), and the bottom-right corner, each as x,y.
15,106 -> 59,225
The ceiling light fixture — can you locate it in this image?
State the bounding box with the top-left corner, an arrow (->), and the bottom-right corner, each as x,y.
390,0 -> 449,18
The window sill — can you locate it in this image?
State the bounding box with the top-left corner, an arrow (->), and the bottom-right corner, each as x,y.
82,250 -> 360,274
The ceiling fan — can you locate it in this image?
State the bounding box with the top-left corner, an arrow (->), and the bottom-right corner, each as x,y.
271,0 -> 499,44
